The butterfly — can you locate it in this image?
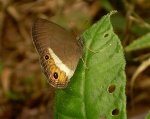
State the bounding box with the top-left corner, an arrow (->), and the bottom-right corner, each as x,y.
32,19 -> 83,88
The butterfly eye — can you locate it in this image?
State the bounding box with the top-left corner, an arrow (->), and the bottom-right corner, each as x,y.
53,72 -> 58,79
45,55 -> 49,60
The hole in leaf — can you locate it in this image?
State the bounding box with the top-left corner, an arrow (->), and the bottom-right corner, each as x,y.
100,114 -> 107,119
104,33 -> 109,37
108,84 -> 116,93
112,108 -> 119,115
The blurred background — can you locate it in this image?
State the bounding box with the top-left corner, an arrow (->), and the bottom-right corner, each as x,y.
0,0 -> 150,119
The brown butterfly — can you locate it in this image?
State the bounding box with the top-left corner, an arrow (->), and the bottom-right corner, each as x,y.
32,19 -> 83,88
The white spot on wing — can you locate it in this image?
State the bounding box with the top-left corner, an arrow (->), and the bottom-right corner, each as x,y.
47,48 -> 74,79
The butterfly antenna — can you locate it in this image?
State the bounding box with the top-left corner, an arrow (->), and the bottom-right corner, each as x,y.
81,19 -> 89,33
83,19 -> 88,26
69,21 -> 78,36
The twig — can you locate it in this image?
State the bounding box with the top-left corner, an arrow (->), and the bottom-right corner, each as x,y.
130,57 -> 150,110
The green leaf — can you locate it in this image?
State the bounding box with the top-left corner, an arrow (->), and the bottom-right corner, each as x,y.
125,32 -> 150,52
54,11 -> 126,119
145,111 -> 150,119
